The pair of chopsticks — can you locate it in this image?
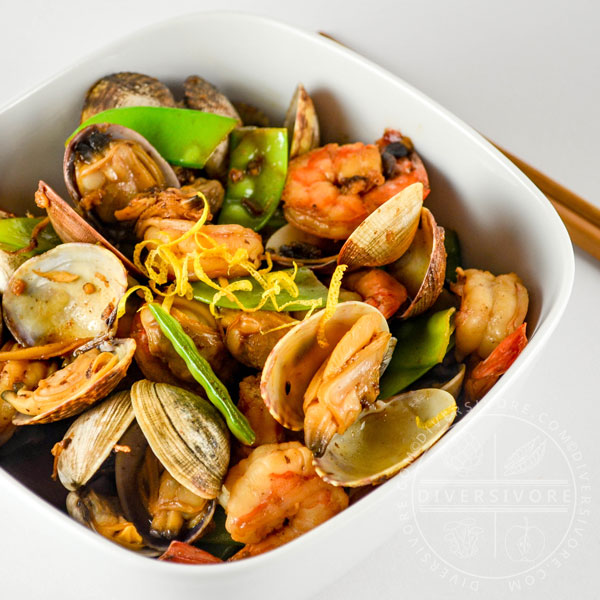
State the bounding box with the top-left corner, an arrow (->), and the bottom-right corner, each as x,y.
318,32 -> 599,261
489,145 -> 600,261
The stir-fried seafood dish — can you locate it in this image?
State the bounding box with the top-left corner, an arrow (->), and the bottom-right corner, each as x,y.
0,73 -> 530,563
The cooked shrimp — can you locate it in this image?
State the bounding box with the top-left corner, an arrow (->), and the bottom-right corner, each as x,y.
303,313 -> 392,455
361,128 -> 430,211
451,267 -> 528,359
114,179 -> 224,223
136,218 -> 264,278
237,375 -> 285,448
224,442 -> 348,559
282,142 -> 384,239
344,268 -> 407,318
465,323 -> 528,401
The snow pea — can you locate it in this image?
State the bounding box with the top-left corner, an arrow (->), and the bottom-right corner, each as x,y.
0,217 -> 60,257
379,308 -> 456,399
218,127 -> 288,231
148,303 -> 255,445
68,106 -> 237,169
191,267 -> 327,311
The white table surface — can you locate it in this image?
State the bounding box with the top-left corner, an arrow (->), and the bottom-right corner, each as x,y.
1,1 -> 598,598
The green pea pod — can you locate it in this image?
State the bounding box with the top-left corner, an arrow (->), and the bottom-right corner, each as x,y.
444,229 -> 462,284
218,127 -> 288,231
0,217 -> 61,257
191,267 -> 327,311
148,303 -> 255,445
379,308 -> 455,400
67,107 -> 237,169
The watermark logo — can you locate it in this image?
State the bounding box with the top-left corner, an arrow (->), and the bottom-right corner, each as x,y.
396,399 -> 591,592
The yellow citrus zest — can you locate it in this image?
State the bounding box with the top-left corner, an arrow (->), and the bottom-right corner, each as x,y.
116,285 -> 154,319
415,404 -> 457,430
317,264 -> 348,347
131,193 -> 323,318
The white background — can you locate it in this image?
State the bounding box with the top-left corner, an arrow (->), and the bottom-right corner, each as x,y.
0,1 -> 598,598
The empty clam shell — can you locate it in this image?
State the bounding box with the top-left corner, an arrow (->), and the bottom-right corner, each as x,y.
3,242 -> 128,346
130,380 -> 230,499
35,181 -> 142,276
337,182 -> 424,269
81,72 -> 176,123
55,391 -> 134,491
389,207 -> 446,319
115,422 -> 216,551
314,388 -> 457,487
261,301 -> 389,431
9,338 -> 136,425
284,83 -> 320,159
265,223 -> 339,271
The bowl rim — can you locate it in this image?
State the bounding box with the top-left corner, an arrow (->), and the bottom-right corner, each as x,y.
0,8 -> 575,577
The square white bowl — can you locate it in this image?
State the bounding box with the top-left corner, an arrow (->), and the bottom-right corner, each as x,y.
0,11 -> 573,600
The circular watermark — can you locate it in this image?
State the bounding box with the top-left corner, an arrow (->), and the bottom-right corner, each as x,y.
396,398 -> 591,592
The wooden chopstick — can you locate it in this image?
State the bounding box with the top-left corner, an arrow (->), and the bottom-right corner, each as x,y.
491,144 -> 600,260
317,31 -> 599,261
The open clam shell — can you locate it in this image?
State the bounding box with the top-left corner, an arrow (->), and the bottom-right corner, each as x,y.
9,338 -> 136,426
115,422 -> 216,551
64,123 -> 179,223
3,242 -> 128,346
35,181 -> 143,276
337,182 -> 424,269
66,487 -> 155,555
314,388 -> 457,487
265,223 -> 340,272
261,301 -> 389,431
389,207 -> 446,319
130,380 -> 230,499
55,391 -> 134,491
284,83 -> 320,159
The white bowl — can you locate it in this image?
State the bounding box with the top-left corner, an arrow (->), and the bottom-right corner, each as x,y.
0,11 -> 573,600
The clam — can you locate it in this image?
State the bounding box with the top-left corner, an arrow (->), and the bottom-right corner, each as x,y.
7,338 -> 136,425
284,83 -> 320,159
388,207 -> 446,318
232,101 -> 270,127
314,388 -> 457,487
265,223 -> 340,272
81,72 -> 176,123
116,422 -> 216,550
64,123 -> 179,224
130,380 -> 230,499
183,76 -> 241,179
337,181 -> 424,269
34,181 -> 142,276
261,301 -> 390,432
66,487 -> 150,553
2,242 -> 128,347
54,391 -> 134,491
